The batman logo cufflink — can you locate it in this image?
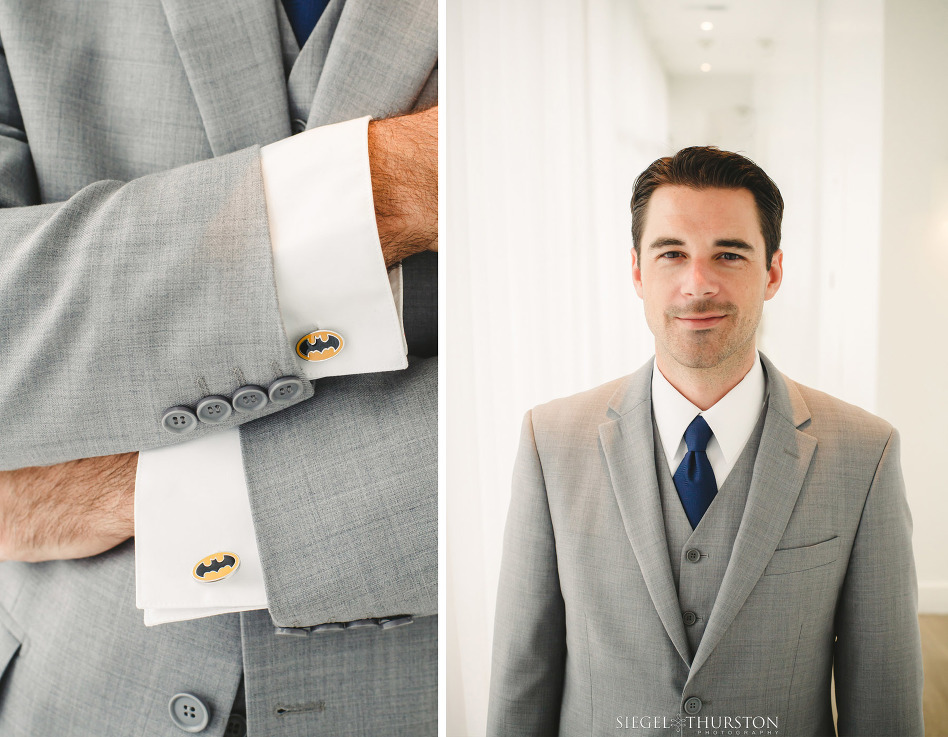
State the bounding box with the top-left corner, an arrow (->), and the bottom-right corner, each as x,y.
192,552 -> 240,583
296,330 -> 344,361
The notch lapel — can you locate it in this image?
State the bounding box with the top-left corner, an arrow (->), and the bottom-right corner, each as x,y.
160,0 -> 291,155
599,362 -> 691,667
688,354 -> 817,676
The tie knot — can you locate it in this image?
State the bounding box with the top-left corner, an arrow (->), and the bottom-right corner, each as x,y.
684,414 -> 713,452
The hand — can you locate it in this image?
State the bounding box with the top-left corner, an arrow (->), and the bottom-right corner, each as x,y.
0,452 -> 138,562
368,105 -> 438,267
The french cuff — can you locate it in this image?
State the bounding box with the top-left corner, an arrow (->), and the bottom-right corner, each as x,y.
260,115 -> 408,381
134,429 -> 268,625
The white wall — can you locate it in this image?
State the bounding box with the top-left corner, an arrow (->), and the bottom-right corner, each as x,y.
877,0 -> 948,613
668,74 -> 756,156
446,0 -> 669,733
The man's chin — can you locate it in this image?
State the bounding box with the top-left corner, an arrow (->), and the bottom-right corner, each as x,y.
663,342 -> 734,371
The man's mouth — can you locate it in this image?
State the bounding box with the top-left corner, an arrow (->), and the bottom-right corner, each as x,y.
674,314 -> 727,329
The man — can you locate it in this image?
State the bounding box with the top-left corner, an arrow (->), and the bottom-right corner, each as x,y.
487,147 -> 923,736
0,1 -> 436,735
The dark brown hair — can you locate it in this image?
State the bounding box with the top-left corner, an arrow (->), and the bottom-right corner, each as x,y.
630,146 -> 784,267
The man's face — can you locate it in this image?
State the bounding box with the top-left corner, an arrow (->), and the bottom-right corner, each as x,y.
631,185 -> 783,372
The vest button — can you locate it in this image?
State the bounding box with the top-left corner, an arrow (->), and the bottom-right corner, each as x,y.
685,548 -> 701,563
291,118 -> 307,134
684,696 -> 703,715
682,610 -> 697,626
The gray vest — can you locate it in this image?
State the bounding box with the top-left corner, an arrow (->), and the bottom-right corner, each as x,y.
653,404 -> 768,659
276,2 -> 438,360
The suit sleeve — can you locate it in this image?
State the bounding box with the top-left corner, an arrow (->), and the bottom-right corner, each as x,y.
487,411 -> 567,736
833,429 -> 924,736
0,37 -> 318,471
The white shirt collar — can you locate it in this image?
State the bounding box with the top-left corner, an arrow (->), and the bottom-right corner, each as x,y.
651,352 -> 766,482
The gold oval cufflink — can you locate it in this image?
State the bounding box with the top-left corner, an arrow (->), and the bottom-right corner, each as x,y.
296,330 -> 344,361
192,551 -> 240,583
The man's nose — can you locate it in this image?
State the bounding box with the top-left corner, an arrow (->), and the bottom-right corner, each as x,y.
681,259 -> 719,298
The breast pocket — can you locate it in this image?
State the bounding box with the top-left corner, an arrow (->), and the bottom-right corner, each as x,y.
763,536 -> 840,576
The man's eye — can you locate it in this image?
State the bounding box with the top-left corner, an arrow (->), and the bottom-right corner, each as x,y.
718,252 -> 744,261
659,251 -> 683,259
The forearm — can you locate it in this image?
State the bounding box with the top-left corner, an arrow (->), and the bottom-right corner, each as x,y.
368,105 -> 438,267
0,452 -> 137,562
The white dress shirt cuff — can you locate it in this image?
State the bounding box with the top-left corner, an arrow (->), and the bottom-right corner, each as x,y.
135,430 -> 267,625
260,115 -> 408,379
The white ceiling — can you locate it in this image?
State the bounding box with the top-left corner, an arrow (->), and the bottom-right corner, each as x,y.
634,0 -> 786,76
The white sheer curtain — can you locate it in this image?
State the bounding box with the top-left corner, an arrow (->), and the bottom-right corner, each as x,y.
446,1 -> 669,733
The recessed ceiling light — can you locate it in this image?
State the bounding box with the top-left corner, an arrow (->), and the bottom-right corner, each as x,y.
701,21 -> 714,31
701,63 -> 711,72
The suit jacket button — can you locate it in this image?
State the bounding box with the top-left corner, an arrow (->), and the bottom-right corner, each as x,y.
268,376 -> 304,403
291,118 -> 306,134
686,548 -> 701,563
684,696 -> 702,715
196,395 -> 233,423
232,385 -> 268,413
682,611 -> 697,626
162,406 -> 198,434
168,692 -> 210,732
224,713 -> 247,737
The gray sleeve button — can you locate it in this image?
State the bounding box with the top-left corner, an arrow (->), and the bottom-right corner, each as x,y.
273,626 -> 311,637
232,385 -> 268,413
169,692 -> 210,733
162,406 -> 198,434
311,622 -> 346,633
268,376 -> 304,403
196,395 -> 233,423
379,615 -> 414,630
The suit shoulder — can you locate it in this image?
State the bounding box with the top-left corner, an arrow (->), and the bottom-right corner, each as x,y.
789,380 -> 894,444
527,376 -> 628,442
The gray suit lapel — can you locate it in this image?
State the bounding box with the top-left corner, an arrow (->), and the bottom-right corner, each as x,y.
599,361 -> 691,667
689,353 -> 817,676
160,0 -> 291,155
306,0 -> 438,127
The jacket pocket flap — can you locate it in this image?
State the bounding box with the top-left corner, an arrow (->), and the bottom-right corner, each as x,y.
764,536 -> 840,576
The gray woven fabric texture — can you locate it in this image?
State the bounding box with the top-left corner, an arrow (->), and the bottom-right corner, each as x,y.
0,0 -> 437,734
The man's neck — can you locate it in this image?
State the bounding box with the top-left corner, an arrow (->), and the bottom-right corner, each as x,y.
655,346 -> 757,411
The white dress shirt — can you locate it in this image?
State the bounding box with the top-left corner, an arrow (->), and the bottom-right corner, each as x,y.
651,352 -> 766,489
135,116 -> 406,625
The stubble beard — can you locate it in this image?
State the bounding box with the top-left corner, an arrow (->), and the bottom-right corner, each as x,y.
657,299 -> 761,372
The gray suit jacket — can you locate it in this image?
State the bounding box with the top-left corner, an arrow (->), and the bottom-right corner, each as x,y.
488,354 -> 924,736
0,1 -> 436,734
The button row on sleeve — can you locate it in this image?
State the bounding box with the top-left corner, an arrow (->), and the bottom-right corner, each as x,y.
161,376 -> 304,433
273,616 -> 414,637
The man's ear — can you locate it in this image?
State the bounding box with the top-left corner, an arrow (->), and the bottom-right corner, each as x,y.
630,247 -> 644,299
764,249 -> 783,301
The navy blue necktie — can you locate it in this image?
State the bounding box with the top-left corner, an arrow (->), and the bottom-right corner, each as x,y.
673,415 -> 718,529
282,0 -> 330,48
